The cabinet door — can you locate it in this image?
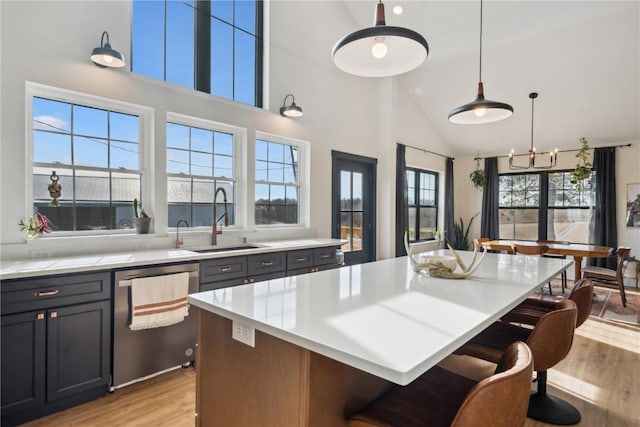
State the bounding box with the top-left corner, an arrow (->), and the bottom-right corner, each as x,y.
46,300 -> 111,402
1,311 -> 46,415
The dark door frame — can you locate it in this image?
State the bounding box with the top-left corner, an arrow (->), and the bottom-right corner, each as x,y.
331,150 -> 377,264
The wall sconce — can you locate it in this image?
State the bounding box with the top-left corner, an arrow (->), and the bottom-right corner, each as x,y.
280,94 -> 303,118
90,31 -> 126,68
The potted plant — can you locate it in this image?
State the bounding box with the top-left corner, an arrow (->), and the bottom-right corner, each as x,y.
133,198 -> 151,234
570,137 -> 592,190
446,213 -> 479,250
469,159 -> 486,190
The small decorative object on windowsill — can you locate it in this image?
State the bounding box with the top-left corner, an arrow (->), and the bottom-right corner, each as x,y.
570,137 -> 592,190
434,228 -> 444,242
132,198 -> 151,234
469,159 -> 486,190
48,171 -> 61,207
19,212 -> 52,240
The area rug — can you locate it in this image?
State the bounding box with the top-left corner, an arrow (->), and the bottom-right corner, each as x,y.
532,281 -> 640,327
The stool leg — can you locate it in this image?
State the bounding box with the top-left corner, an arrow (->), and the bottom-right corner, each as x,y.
528,371 -> 581,425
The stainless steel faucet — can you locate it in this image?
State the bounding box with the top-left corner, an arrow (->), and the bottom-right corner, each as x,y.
175,219 -> 190,248
212,187 -> 229,246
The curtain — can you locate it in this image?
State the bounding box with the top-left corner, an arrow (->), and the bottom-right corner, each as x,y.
589,147 -> 617,269
395,144 -> 408,256
444,157 -> 455,244
481,157 -> 499,239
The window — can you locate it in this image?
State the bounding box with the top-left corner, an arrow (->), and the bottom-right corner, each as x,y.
31,96 -> 142,232
499,171 -> 594,243
255,138 -> 299,225
166,120 -> 236,228
406,168 -> 438,242
132,0 -> 263,107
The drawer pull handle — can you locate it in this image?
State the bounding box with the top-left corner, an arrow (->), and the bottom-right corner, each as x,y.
37,313 -> 45,320
261,261 -> 274,267
244,278 -> 255,284
218,267 -> 232,273
320,254 -> 330,259
296,257 -> 307,262
50,312 -> 58,319
35,290 -> 59,297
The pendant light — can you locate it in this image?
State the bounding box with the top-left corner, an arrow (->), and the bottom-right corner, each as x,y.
508,92 -> 558,170
90,31 -> 126,68
332,1 -> 428,78
448,0 -> 512,124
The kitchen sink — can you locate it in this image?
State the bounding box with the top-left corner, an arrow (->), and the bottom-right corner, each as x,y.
189,245 -> 261,253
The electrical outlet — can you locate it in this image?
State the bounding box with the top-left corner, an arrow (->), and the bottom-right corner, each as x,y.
232,320 -> 255,347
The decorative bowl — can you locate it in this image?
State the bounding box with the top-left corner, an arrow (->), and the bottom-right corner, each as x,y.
419,255 -> 458,272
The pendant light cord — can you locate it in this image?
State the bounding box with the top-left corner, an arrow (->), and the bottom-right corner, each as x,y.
479,0 -> 483,82
530,95 -> 535,150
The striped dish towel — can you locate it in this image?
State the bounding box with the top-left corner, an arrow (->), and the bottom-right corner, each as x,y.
129,272 -> 190,331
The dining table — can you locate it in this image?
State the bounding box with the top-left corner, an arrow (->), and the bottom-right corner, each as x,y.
481,240 -> 612,282
187,249 -> 572,426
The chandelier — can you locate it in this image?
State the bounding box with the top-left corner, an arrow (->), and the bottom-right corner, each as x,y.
508,92 -> 558,170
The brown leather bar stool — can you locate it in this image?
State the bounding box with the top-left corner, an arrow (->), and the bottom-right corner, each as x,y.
348,342 -> 533,427
454,299 -> 579,425
582,246 -> 630,307
501,278 -> 593,328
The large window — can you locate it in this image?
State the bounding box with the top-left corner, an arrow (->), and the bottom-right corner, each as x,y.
31,97 -> 141,232
255,138 -> 299,225
499,171 -> 594,243
132,0 -> 263,107
406,168 -> 438,242
166,120 -> 236,228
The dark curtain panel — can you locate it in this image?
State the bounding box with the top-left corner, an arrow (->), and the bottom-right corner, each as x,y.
589,147 -> 617,269
481,157 -> 499,239
444,157 -> 455,244
395,144 -> 408,256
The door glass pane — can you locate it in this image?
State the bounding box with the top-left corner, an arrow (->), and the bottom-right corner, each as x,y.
341,212 -> 352,252
419,207 -> 436,240
341,171 -> 351,210
352,172 -> 363,211
408,207 -> 416,241
352,212 -> 363,251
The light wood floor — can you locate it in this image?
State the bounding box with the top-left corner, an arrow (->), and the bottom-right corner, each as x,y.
22,318 -> 639,427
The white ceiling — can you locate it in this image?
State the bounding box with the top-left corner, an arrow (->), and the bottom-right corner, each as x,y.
340,1 -> 640,157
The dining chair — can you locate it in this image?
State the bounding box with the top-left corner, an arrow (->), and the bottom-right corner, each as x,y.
511,243 -> 554,295
582,246 -> 631,307
348,342 -> 533,427
537,240 -> 571,293
454,300 -> 580,425
501,278 -> 593,328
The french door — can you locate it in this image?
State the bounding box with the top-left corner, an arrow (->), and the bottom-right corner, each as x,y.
331,151 -> 376,265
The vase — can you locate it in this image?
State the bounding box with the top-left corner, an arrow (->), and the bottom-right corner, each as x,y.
134,217 -> 152,234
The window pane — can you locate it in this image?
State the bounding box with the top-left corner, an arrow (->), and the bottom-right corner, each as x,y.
132,0 -> 165,80
167,123 -> 190,149
268,161 -> 284,182
268,142 -> 284,162
408,207 -> 416,241
212,0 -> 233,22
73,106 -> 107,138
419,207 -> 437,240
192,179 -> 215,203
112,172 -> 141,202
166,0 -> 195,88
284,164 -> 296,184
214,131 -> 233,155
74,136 -> 108,168
111,141 -> 139,170
75,170 -> 110,201
33,97 -> 70,133
33,131 -> 71,164
255,183 -> 269,201
110,112 -> 139,142
214,154 -> 233,177
548,208 -> 591,244
499,208 -> 539,240
211,19 -> 233,99
191,128 -> 213,153
168,176 -> 191,203
235,0 -> 256,33
255,160 -> 268,181
234,30 -> 255,105
255,140 -> 268,160
270,184 -> 285,201
191,152 -> 213,177
167,148 -> 190,174
33,167 -> 73,202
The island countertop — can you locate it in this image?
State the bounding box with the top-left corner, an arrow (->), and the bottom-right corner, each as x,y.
188,250 -> 572,385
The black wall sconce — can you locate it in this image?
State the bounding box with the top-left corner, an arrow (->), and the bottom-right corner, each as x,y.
280,94 -> 303,118
90,31 -> 126,68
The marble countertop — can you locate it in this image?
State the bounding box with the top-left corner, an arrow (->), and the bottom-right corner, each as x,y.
0,238 -> 344,280
188,250 -> 573,385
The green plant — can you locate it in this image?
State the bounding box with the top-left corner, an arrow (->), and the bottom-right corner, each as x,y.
570,137 -> 592,190
18,212 -> 52,240
469,159 -> 486,189
133,198 -> 149,218
446,213 -> 479,250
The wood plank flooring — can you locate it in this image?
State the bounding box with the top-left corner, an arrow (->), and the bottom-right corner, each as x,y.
22,318 -> 639,427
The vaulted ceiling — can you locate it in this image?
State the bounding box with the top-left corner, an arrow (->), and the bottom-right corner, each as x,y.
339,1 -> 639,157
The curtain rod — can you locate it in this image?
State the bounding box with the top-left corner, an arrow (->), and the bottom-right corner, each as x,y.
402,143 -> 454,160
473,143 -> 632,161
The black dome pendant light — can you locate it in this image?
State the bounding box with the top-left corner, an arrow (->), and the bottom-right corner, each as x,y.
448,0 -> 512,124
332,1 -> 428,78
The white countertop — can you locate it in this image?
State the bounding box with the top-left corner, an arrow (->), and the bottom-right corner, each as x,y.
0,238 -> 344,280
188,250 -> 573,385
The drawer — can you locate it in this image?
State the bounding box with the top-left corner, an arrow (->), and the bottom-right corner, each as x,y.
287,249 -> 313,270
1,272 -> 111,315
314,247 -> 339,266
200,278 -> 246,292
200,256 -> 248,284
248,252 -> 286,276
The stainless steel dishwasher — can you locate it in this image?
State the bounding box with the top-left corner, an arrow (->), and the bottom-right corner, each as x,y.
112,262 -> 199,390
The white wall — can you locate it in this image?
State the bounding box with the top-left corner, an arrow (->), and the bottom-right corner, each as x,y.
0,1 -> 445,261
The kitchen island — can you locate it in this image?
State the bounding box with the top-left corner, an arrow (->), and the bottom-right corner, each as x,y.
188,250 -> 572,426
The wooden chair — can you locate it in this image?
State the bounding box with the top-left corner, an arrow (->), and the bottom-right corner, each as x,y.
348,342 -> 533,427
582,246 -> 630,307
537,239 -> 571,293
474,237 -> 491,246
501,278 -> 593,328
511,244 -> 554,295
454,300 -> 580,425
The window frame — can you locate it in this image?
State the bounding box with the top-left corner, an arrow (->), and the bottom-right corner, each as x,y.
406,167 -> 439,243
166,112 -> 246,230
253,131 -> 309,228
25,82 -> 154,237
